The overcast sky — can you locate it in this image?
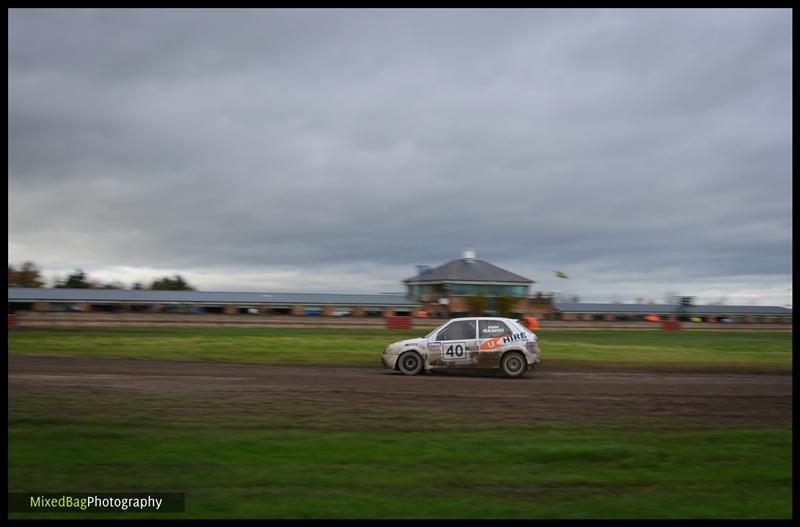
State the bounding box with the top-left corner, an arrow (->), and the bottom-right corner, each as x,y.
8,8 -> 792,306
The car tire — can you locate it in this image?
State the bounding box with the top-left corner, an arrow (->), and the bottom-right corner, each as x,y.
501,351 -> 527,378
397,351 -> 424,376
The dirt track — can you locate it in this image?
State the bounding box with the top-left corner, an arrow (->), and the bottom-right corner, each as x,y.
8,356 -> 792,427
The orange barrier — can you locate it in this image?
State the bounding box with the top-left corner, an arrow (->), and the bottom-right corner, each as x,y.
523,316 -> 539,330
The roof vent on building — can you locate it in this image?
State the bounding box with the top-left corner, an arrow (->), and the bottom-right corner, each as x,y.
462,248 -> 476,262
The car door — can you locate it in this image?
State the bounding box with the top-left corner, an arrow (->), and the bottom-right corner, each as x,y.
430,319 -> 478,368
477,319 -> 515,367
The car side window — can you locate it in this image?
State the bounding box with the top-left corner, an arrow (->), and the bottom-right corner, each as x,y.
479,320 -> 512,338
437,320 -> 477,341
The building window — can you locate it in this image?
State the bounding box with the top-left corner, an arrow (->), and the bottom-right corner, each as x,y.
447,283 -> 528,297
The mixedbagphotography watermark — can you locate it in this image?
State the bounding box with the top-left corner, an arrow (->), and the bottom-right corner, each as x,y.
8,492 -> 185,513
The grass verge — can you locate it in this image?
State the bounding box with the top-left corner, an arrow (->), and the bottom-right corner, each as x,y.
8,391 -> 792,519
8,326 -> 793,372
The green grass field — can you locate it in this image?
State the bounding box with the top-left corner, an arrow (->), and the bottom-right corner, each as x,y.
8,392 -> 792,519
8,327 -> 793,518
7,326 -> 793,372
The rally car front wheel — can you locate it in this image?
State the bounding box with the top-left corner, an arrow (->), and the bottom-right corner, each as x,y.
397,351 -> 424,376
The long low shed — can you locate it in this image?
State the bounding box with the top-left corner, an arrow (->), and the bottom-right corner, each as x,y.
8,287 -> 418,316
552,302 -> 792,323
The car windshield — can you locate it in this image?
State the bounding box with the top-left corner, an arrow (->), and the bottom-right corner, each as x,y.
423,320 -> 463,340
423,326 -> 443,339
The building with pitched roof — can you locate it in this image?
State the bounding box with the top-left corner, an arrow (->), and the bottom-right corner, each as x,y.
403,250 -> 536,317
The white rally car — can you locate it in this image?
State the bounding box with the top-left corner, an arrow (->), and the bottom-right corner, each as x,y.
381,317 -> 541,378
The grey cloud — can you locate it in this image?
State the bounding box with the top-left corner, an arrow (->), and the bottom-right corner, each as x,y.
8,9 -> 792,304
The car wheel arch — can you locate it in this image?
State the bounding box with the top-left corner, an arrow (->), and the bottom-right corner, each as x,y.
396,350 -> 425,375
397,347 -> 425,365
500,349 -> 528,378
501,348 -> 528,364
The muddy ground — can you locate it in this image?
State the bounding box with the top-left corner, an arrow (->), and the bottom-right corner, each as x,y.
8,356 -> 792,428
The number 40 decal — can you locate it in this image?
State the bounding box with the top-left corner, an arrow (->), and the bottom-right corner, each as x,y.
443,341 -> 468,360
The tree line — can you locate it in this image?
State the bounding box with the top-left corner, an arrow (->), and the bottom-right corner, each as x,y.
8,262 -> 195,291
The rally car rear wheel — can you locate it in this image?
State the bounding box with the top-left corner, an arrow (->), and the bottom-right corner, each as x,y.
501,351 -> 527,378
397,351 -> 424,376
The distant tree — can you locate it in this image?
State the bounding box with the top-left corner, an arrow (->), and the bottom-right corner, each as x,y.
663,291 -> 679,305
132,282 -> 144,290
150,274 -> 195,291
99,281 -> 126,289
55,269 -> 93,289
495,296 -> 516,318
8,261 -> 46,287
466,296 -> 486,316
